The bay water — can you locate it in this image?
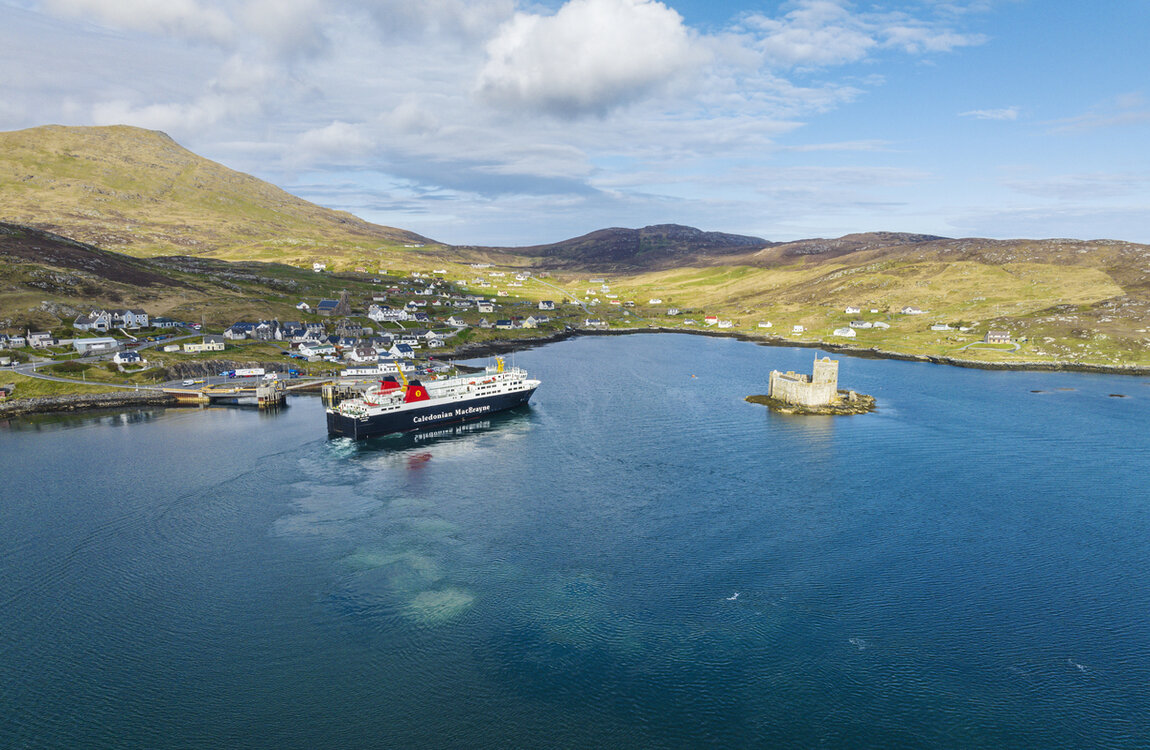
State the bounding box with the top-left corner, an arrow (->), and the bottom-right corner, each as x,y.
2,333 -> 1149,748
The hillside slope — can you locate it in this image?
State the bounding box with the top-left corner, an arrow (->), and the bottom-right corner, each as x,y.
0,124 -> 435,267
0,222 -> 385,332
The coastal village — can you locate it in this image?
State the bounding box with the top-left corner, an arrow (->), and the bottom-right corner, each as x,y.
0,252 -> 1076,412
1,258 -> 1024,371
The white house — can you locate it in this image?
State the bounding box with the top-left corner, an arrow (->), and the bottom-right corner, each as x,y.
758,321 -> 773,328
368,305 -> 409,323
74,310 -> 113,332
849,320 -> 872,329
704,316 -> 719,326
346,345 -> 378,363
845,306 -> 861,314
446,316 -> 468,327
872,321 -> 891,329
985,330 -> 1012,344
296,301 -> 311,312
901,306 -> 925,315
113,350 -> 144,364
930,323 -> 952,331
717,320 -> 733,329
111,309 -> 149,328
832,327 -> 857,337
792,325 -> 805,334
223,323 -> 252,340
312,262 -> 326,272
299,342 -> 337,358
538,300 -> 555,311
649,298 -> 663,304
477,301 -> 495,314
28,331 -> 55,348
389,343 -> 416,359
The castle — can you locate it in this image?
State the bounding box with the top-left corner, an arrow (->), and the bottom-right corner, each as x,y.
768,356 -> 840,407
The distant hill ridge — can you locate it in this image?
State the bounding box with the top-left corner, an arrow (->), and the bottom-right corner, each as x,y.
483,224 -> 771,271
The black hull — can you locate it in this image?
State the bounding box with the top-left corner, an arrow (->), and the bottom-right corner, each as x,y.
327,387 -> 537,440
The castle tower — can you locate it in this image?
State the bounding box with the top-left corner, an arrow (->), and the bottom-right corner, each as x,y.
812,356 -> 838,388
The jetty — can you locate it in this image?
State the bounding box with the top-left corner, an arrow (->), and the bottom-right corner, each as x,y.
163,380 -> 290,409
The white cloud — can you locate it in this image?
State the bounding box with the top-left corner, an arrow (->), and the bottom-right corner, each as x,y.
91,97 -> 235,132
239,0 -> 330,59
880,24 -> 984,54
1003,172 -> 1150,201
742,0 -> 985,68
746,0 -> 875,67
1046,93 -> 1150,134
959,106 -> 1020,120
475,0 -> 710,117
293,121 -> 375,164
41,0 -> 236,45
354,0 -> 516,41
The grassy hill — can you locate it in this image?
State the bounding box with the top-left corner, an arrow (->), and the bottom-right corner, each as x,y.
538,234 -> 1150,367
0,124 -> 451,270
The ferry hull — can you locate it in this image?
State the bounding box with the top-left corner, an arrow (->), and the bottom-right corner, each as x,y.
326,386 -> 537,440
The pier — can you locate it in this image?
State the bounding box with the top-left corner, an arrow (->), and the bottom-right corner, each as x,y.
163,380 -> 289,409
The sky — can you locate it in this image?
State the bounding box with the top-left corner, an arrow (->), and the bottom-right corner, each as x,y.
2,0 -> 1149,246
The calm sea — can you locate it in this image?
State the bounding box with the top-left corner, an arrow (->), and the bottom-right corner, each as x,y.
2,333 -> 1149,748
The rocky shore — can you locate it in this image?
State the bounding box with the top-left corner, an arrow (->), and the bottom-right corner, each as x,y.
557,326 -> 1150,377
744,391 -> 877,416
0,390 -> 177,417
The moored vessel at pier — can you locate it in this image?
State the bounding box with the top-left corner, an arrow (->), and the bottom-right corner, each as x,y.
326,358 -> 540,439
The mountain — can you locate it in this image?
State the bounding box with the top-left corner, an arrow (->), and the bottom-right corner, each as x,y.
477,224 -> 772,271
0,124 -> 435,266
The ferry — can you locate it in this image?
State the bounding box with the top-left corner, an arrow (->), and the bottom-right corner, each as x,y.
326,358 -> 540,440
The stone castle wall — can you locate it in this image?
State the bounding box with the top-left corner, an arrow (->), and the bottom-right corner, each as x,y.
768,357 -> 840,407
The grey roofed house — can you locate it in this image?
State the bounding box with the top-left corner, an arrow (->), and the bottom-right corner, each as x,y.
74,310 -> 113,331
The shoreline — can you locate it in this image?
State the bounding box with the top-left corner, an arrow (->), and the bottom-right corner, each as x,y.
4,326 -> 1147,419
487,326 -> 1150,377
0,390 -> 177,418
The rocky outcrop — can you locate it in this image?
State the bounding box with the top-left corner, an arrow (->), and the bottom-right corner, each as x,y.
0,390 -> 176,417
745,391 -> 876,415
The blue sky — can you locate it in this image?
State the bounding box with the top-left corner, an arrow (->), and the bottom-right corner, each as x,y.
2,0 -> 1148,246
